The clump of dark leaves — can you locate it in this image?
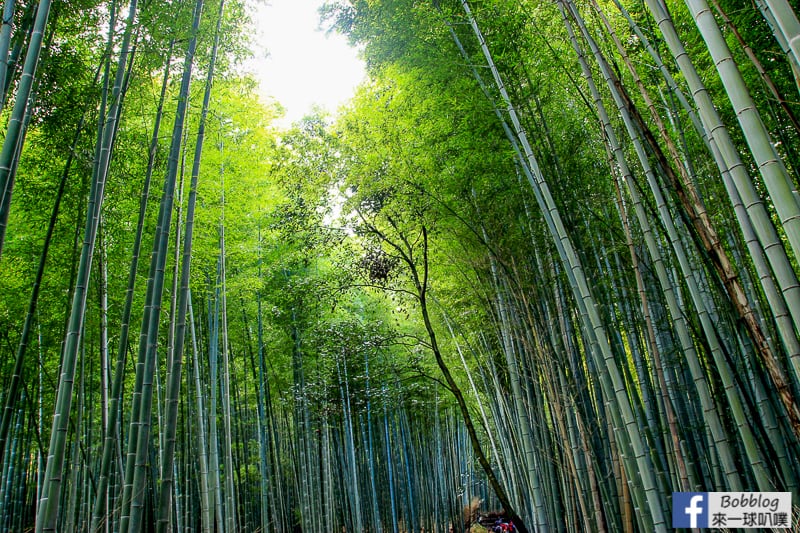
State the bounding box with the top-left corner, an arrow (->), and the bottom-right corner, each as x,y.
360,248 -> 399,284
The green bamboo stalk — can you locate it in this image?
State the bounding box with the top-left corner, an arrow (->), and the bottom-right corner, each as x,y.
0,75 -> 95,471
0,1 -> 32,103
90,36 -> 175,533
755,0 -> 800,90
683,0 -> 800,258
459,1 -> 665,527
35,0 -> 135,528
759,0 -> 800,81
619,0 -> 800,377
565,0 -> 775,489
63,344 -> 86,533
0,0 -> 16,112
217,125 -> 238,533
645,0 -> 800,414
383,391 -> 399,533
208,286 -> 224,531
188,292 -> 213,533
118,2 -> 203,530
157,3 -> 224,528
711,0 -> 800,136
160,148 -> 186,459
482,227 -> 546,528
0,0 -> 51,260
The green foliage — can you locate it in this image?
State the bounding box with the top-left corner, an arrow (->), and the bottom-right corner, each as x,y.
4,0 -> 800,531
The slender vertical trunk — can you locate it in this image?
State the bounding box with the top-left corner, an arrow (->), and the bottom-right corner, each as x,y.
0,0 -> 16,112
632,0 -> 800,375
217,126 -> 238,533
759,0 -> 800,81
208,287 -> 224,531
255,229 -> 272,533
36,1 -> 135,529
157,3 -> 224,529
684,0 -> 800,259
0,0 -> 51,260
755,0 -> 800,90
189,292 -> 213,533
0,89 -> 94,468
459,1 -> 666,526
99,228 -> 110,437
711,0 -> 800,136
1,1 -> 32,103
90,37 -> 175,532
568,0 -> 775,488
119,2 -> 202,530
383,397 -> 399,533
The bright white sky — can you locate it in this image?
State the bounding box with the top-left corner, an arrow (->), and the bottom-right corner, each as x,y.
247,0 -> 365,126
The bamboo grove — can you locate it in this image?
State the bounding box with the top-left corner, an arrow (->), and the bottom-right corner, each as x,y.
2,0 -> 800,531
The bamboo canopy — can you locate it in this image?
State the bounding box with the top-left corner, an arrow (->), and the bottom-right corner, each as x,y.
0,0 -> 799,531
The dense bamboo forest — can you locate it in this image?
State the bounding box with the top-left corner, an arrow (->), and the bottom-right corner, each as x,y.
3,0 -> 800,531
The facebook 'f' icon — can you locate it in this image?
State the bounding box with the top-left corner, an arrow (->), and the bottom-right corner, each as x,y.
673,492 -> 709,528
